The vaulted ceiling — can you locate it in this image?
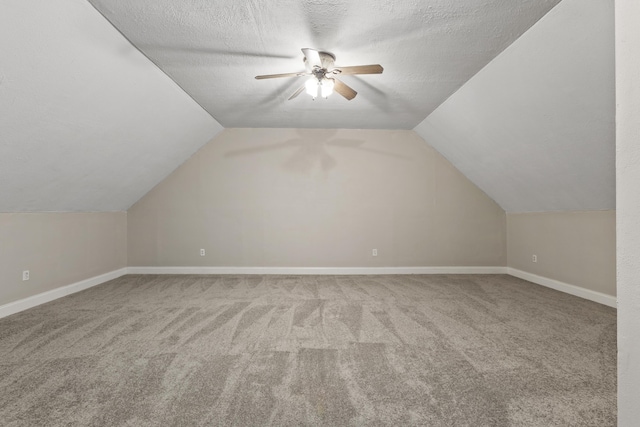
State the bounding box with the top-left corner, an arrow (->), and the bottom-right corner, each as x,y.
415,0 -> 615,212
0,0 -> 222,212
1,0 -> 613,213
88,0 -> 560,129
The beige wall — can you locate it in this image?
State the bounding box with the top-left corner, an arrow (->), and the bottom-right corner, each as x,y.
128,128 -> 506,268
507,211 -> 616,296
0,212 -> 127,306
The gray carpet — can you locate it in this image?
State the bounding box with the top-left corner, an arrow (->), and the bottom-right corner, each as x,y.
0,274 -> 616,426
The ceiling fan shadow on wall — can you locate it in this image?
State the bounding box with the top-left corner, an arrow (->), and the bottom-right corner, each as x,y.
255,48 -> 383,101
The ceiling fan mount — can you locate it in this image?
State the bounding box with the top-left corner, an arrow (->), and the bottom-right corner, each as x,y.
304,51 -> 336,76
255,48 -> 383,101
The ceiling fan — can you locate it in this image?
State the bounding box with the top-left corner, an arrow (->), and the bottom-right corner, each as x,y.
255,48 -> 383,101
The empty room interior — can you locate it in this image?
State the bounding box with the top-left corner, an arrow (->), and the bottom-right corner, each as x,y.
1,0 -> 639,425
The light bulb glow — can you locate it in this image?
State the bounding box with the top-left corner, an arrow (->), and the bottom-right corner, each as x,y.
321,78 -> 334,98
305,78 -> 319,98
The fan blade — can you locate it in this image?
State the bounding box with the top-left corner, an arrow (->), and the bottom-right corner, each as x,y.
255,72 -> 308,79
288,85 -> 305,100
301,48 -> 322,68
333,64 -> 384,75
333,78 -> 357,100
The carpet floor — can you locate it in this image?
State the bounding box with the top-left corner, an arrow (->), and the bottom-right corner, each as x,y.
0,274 -> 616,426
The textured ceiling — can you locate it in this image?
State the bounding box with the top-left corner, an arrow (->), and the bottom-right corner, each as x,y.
0,0 -> 222,212
414,0 -> 614,212
4,0 -> 609,215
88,0 -> 560,129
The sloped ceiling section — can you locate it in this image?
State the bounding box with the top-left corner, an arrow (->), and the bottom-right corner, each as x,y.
0,0 -> 223,212
88,0 -> 560,129
414,0 -> 614,213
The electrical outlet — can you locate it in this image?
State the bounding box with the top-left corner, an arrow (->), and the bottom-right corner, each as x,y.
200,249 -> 206,256
22,270 -> 29,281
532,254 -> 537,263
372,249 -> 378,257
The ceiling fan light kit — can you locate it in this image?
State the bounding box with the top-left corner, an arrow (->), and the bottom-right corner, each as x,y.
305,77 -> 334,99
255,48 -> 383,101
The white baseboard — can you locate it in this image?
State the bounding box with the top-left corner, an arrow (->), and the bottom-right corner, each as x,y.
127,266 -> 508,275
4,266 -> 613,318
507,268 -> 617,308
0,268 -> 128,319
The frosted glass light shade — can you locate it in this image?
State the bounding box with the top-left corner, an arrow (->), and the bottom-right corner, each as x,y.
305,78 -> 318,98
321,78 -> 334,98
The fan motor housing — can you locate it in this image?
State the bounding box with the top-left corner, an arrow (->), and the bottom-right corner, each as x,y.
304,51 -> 336,72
